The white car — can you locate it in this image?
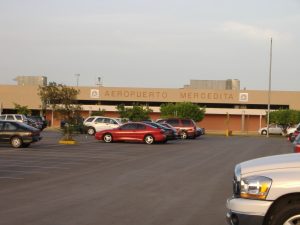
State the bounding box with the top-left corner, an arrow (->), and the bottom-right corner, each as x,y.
83,116 -> 122,135
0,114 -> 28,123
258,124 -> 283,135
286,123 -> 300,137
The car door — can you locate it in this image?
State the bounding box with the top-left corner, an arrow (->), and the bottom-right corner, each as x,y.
135,123 -> 147,141
108,119 -> 120,129
115,123 -> 136,141
104,118 -> 120,130
275,125 -> 283,134
1,122 -> 18,143
0,121 -> 5,143
93,117 -> 106,132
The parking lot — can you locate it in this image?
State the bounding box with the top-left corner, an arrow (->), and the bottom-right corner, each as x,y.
0,131 -> 293,225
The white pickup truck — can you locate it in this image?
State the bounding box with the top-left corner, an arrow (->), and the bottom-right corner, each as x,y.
226,153 -> 300,225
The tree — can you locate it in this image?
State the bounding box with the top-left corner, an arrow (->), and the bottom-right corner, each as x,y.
91,108 -> 106,116
38,82 -> 81,141
269,109 -> 300,128
160,102 -> 205,122
38,82 -> 80,122
116,104 -> 152,121
14,103 -> 31,115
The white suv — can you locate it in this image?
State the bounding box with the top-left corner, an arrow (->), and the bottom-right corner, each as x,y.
0,114 -> 28,123
83,116 -> 122,135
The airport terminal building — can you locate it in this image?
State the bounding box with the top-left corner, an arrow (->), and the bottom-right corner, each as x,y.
1,77 -> 299,133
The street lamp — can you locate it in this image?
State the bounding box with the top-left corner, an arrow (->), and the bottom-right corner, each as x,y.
267,38 -> 273,138
75,74 -> 80,88
97,77 -> 101,105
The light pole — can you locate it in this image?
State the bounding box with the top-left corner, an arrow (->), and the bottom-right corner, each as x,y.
97,77 -> 101,105
75,74 -> 80,88
267,38 -> 273,138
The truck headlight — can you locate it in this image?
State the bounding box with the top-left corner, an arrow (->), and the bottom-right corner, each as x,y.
240,176 -> 272,200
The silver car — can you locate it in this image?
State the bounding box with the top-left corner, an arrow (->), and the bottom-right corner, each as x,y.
83,116 -> 122,135
258,124 -> 283,135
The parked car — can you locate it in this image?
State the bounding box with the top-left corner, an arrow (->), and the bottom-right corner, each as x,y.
156,118 -> 197,139
83,116 -> 122,135
196,127 -> 205,136
27,115 -> 47,130
289,129 -> 300,142
258,124 -> 283,135
95,122 -> 167,144
286,123 -> 300,137
143,121 -> 178,140
293,133 -> 300,153
0,114 -> 28,123
227,153 -> 300,225
0,120 -> 42,148
27,117 -> 42,130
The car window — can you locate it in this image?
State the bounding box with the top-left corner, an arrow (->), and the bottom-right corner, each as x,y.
136,124 -> 146,130
15,115 -> 22,120
95,118 -> 105,123
0,121 -> 4,130
0,115 -> 6,120
86,117 -> 95,122
166,119 -> 179,126
6,115 -> 14,120
3,122 -> 17,131
182,119 -> 192,126
120,123 -> 136,130
149,123 -> 159,128
102,118 -> 109,124
110,119 -> 118,125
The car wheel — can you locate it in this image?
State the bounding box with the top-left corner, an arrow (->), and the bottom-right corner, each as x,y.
103,133 -> 113,143
265,201 -> 300,225
87,127 -> 96,136
11,137 -> 23,148
261,130 -> 267,135
144,135 -> 154,145
181,131 -> 188,139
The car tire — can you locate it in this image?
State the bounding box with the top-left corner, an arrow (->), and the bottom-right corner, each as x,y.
261,130 -> 267,135
11,136 -> 23,148
181,131 -> 188,139
103,133 -> 113,143
87,127 -> 96,136
265,201 -> 300,225
144,134 -> 154,145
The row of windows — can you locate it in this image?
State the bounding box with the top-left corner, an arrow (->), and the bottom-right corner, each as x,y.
77,100 -> 289,110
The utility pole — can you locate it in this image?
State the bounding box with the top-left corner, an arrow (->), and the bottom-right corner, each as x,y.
75,74 -> 80,88
267,38 -> 273,138
97,77 -> 101,105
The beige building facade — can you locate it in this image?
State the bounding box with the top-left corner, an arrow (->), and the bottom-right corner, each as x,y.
0,84 -> 299,132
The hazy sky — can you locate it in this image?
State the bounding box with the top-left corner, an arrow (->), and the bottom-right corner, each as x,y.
1,0 -> 299,90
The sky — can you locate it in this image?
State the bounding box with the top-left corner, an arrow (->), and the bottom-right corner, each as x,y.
0,0 -> 300,91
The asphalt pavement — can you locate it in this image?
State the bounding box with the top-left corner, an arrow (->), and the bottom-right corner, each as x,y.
0,131 -> 293,225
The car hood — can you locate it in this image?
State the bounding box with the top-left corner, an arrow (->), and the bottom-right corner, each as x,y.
240,153 -> 300,175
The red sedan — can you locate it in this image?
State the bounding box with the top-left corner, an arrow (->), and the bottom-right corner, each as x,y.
95,122 -> 167,144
